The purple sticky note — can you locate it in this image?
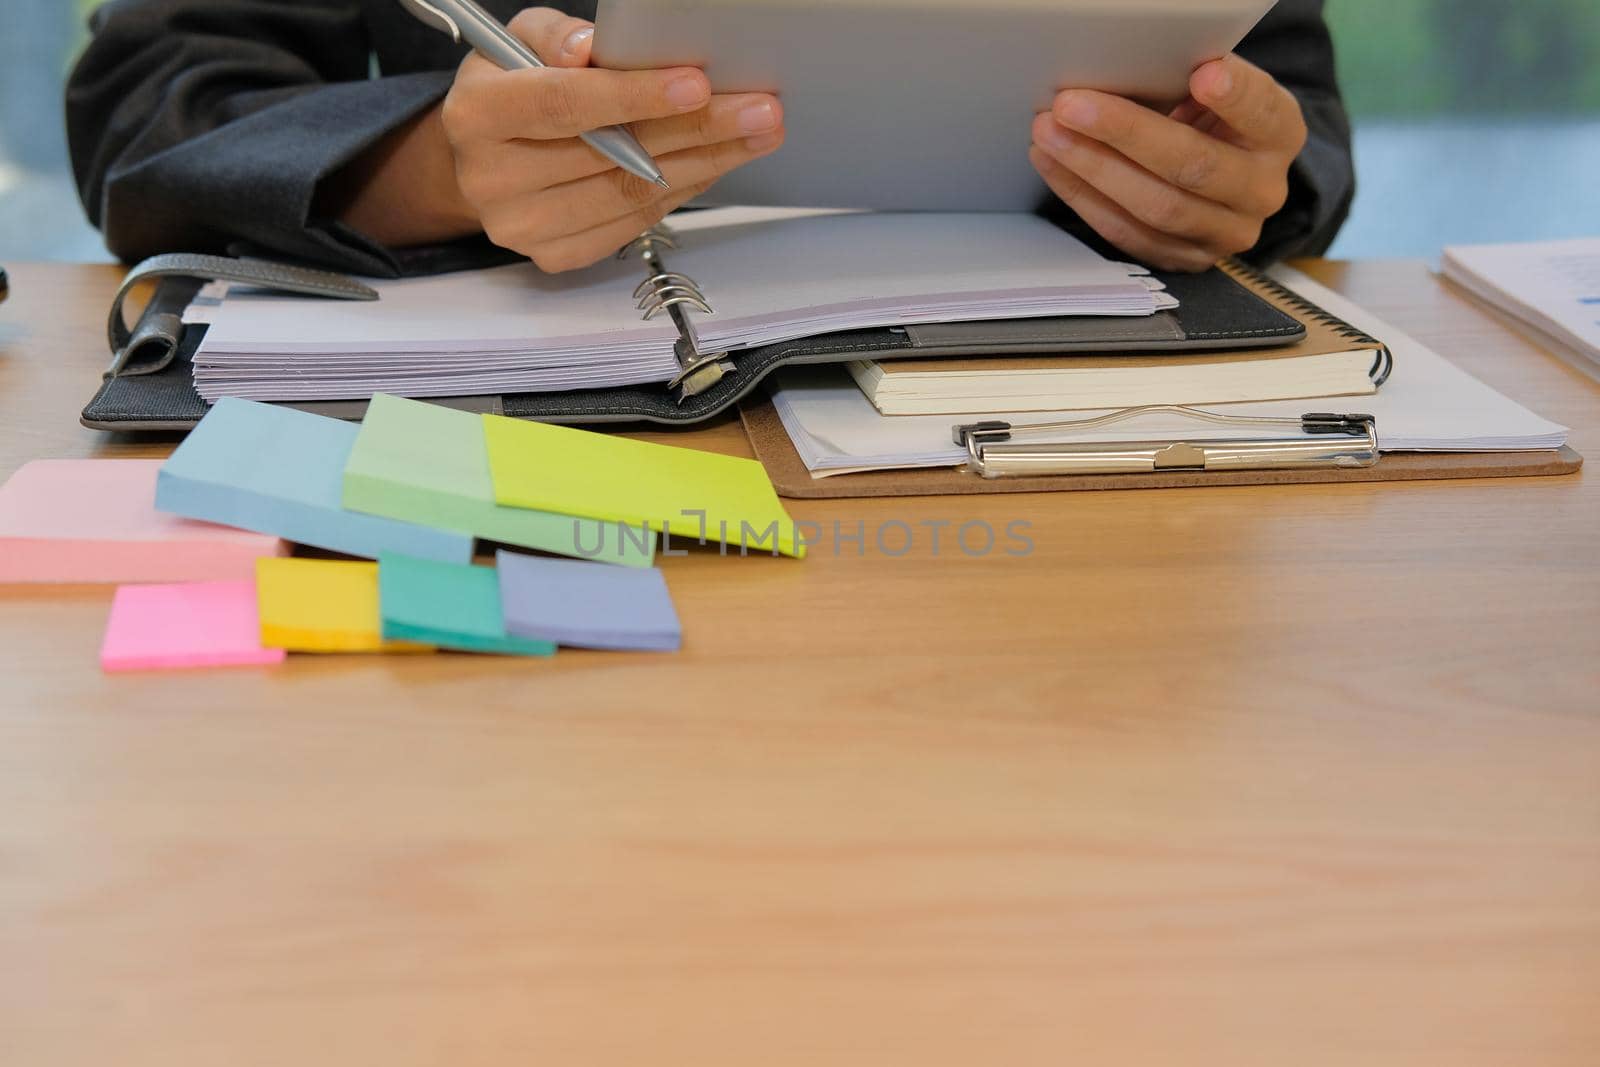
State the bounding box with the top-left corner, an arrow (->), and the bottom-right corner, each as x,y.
495,550 -> 681,652
101,580 -> 287,672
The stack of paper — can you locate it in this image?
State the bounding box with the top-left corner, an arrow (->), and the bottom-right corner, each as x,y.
193,260 -> 685,401
769,269 -> 1571,476
648,212 -> 1171,353
188,211 -> 1168,402
1442,238 -> 1600,371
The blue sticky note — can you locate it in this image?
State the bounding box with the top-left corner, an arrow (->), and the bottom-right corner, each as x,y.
378,554 -> 554,657
496,550 -> 682,652
156,398 -> 472,564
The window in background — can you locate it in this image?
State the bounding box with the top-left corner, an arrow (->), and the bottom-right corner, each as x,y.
2,1 -> 1598,262
1327,0 -> 1600,257
0,0 -> 108,261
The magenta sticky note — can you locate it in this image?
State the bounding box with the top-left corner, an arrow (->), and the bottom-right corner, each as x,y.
100,581 -> 287,673
0,459 -> 285,584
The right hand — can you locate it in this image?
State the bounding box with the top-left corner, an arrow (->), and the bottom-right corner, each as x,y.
441,7 -> 785,272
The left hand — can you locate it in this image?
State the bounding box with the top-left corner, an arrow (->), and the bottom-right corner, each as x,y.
1030,54 -> 1308,272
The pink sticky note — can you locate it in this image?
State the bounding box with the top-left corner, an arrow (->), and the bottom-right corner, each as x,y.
100,581 -> 287,673
0,459 -> 284,583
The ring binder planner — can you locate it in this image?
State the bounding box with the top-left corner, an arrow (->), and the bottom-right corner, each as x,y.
951,406 -> 1380,478
619,227 -> 732,400
83,215 -> 1343,432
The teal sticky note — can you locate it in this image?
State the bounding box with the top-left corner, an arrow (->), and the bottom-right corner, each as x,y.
156,398 -> 473,564
343,394 -> 654,568
378,554 -> 555,657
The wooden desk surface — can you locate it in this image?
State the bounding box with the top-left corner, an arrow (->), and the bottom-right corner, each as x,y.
1,261 -> 1597,1065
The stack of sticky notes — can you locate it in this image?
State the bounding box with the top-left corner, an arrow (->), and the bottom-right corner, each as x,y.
256,557 -> 434,654
495,551 -> 681,651
1,459 -> 283,583
156,398 -> 474,564
377,554 -> 556,657
100,581 -> 285,672
4,391 -> 795,673
481,412 -> 806,558
343,394 -> 655,567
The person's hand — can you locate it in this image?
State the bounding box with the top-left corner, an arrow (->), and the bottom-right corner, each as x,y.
442,8 -> 785,271
331,8 -> 784,271
1029,54 -> 1307,272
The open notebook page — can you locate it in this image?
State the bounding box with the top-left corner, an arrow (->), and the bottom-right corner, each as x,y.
667,211 -> 1166,351
191,208 -> 1164,402
199,255 -> 677,356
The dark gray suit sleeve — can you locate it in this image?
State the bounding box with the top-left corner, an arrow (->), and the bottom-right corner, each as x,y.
65,0 -> 456,274
1235,0 -> 1355,262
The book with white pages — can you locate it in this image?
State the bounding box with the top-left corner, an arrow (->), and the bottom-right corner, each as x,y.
188,210 -> 1172,404
847,266 -> 1389,416
765,269 -> 1571,478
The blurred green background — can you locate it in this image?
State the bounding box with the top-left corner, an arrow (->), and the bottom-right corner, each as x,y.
1328,0 -> 1600,115
3,0 -> 1599,260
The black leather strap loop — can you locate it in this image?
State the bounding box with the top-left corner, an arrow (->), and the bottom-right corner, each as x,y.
106,253 -> 378,377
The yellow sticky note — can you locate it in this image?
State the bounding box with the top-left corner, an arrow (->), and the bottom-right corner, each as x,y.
256,558 -> 433,654
481,416 -> 806,559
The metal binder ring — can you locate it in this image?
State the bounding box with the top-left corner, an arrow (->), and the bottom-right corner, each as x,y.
617,229 -> 680,260
642,294 -> 714,320
633,272 -> 700,301
637,285 -> 712,312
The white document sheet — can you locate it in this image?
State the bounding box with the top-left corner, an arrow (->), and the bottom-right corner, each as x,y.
1442,238 -> 1600,368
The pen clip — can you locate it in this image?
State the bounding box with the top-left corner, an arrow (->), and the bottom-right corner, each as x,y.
396,0 -> 461,42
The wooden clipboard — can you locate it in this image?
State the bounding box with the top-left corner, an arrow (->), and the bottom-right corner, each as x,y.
739,396 -> 1584,499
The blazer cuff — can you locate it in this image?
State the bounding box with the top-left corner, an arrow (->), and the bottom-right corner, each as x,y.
103,71 -> 460,276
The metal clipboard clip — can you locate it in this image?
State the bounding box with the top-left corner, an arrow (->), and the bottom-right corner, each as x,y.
952,406 -> 1380,479
619,226 -> 732,403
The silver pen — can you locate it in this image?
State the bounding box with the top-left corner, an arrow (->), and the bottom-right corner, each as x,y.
397,0 -> 669,188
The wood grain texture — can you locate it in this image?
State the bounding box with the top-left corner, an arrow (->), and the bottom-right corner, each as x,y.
0,260 -> 1597,1066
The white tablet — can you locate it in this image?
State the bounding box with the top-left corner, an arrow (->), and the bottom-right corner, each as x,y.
593,0 -> 1280,212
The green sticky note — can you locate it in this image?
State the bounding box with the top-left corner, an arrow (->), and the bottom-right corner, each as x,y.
343,394 -> 654,568
378,554 -> 555,657
482,414 -> 806,559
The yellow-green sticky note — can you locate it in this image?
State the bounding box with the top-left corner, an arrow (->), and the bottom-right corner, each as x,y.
481,415 -> 806,559
256,557 -> 433,654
